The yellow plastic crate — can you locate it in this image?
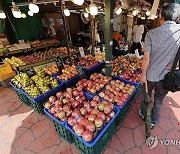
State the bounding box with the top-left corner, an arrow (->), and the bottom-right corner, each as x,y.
0,63 -> 16,81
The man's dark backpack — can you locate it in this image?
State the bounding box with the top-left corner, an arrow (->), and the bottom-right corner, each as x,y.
164,46 -> 180,92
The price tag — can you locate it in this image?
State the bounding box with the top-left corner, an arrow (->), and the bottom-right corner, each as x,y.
23,49 -> 28,54
24,67 -> 36,77
56,57 -> 64,74
126,55 -> 131,63
32,47 -> 37,52
45,47 -> 49,51
118,62 -> 125,72
3,50 -> 10,57
76,63 -> 87,79
79,47 -> 85,57
135,49 -> 140,59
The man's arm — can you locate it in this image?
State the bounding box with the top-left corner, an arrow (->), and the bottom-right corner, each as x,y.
141,51 -> 150,83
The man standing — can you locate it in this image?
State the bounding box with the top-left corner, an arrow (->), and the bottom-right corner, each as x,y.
139,3 -> 180,129
130,19 -> 144,54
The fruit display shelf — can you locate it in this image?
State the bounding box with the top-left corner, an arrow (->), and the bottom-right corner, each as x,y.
72,116 -> 117,154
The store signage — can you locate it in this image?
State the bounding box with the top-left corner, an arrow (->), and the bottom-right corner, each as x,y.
56,57 -> 64,74
3,50 -> 10,57
76,63 -> 87,79
79,47 -> 85,57
118,62 -> 125,72
24,67 -> 36,77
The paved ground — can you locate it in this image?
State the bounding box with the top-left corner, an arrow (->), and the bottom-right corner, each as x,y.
0,85 -> 179,154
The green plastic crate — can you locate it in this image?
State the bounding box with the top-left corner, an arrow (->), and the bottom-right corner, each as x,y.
30,100 -> 45,115
15,90 -> 31,106
74,120 -> 116,154
116,103 -> 131,126
54,121 -> 74,144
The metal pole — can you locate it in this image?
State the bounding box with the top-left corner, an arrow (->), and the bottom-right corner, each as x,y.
105,0 -> 113,76
59,0 -> 72,64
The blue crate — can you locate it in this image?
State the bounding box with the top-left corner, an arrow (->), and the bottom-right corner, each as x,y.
85,63 -> 102,74
21,81 -> 63,103
56,75 -> 80,88
98,78 -> 137,109
44,108 -> 66,126
117,70 -> 142,87
10,82 -> 21,92
66,106 -> 120,147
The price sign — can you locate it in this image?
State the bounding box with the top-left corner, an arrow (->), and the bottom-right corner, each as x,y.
126,55 -> 131,63
56,57 -> 64,74
76,63 -> 87,79
32,47 -> 37,52
23,49 -> 28,54
118,62 -> 125,72
24,67 -> 36,77
3,50 -> 10,57
79,47 -> 85,57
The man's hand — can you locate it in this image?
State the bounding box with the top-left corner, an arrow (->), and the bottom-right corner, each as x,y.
140,74 -> 147,84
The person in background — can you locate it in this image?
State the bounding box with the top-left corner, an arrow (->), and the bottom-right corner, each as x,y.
130,19 -> 144,54
113,31 -> 122,57
139,3 -> 180,129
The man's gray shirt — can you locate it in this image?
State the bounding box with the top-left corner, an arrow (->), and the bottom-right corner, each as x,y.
143,21 -> 180,82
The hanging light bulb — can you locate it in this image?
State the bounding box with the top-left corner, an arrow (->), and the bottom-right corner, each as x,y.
146,11 -> 151,16
72,0 -> 84,6
114,6 -> 122,15
0,10 -> 6,19
11,2 -> 22,18
21,13 -> 26,18
132,9 -> 139,16
154,15 -> 158,18
141,16 -> 145,20
12,8 -> 21,18
28,11 -> 34,16
64,8 -> 70,16
89,3 -> 98,16
29,0 -> 39,14
84,12 -> 89,18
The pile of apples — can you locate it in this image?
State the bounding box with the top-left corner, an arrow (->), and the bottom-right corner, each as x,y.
44,87 -> 86,122
68,96 -> 115,142
119,70 -> 142,83
77,73 -> 112,95
99,80 -> 135,106
44,88 -> 115,142
79,55 -> 98,69
44,64 -> 59,76
19,55 -> 42,64
57,47 -> 76,54
57,65 -> 78,81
